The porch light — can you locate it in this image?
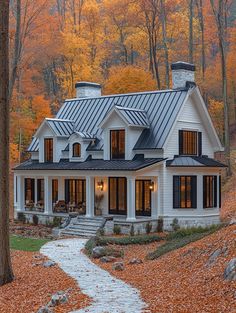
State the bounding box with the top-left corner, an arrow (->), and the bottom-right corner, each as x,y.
149,181 -> 154,191
97,180 -> 104,191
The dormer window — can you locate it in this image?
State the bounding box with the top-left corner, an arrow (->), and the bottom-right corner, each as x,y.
73,143 -> 81,157
110,130 -> 125,159
179,130 -> 202,156
44,138 -> 53,162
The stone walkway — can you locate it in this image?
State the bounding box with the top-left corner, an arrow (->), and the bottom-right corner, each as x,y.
40,238 -> 148,313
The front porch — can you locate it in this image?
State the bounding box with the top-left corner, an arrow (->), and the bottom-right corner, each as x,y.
14,174 -> 160,223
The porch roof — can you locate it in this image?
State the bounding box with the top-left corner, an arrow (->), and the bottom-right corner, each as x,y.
14,157 -> 164,171
166,156 -> 227,168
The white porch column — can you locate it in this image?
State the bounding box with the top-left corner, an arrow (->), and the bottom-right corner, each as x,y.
44,176 -> 52,214
16,175 -> 24,212
86,176 -> 95,217
58,177 -> 64,201
126,177 -> 136,221
151,177 -> 159,219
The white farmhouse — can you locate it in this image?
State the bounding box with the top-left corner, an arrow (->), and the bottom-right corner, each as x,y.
14,62 -> 226,235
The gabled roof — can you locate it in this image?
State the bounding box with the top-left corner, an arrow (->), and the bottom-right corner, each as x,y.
55,89 -> 188,149
46,118 -> 74,137
28,137 -> 39,152
100,105 -> 149,128
72,131 -> 96,140
166,156 -> 226,167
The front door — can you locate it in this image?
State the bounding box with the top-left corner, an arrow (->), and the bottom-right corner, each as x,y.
109,177 -> 127,215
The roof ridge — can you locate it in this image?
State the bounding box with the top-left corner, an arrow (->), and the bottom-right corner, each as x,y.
46,118 -> 74,123
115,105 -> 146,112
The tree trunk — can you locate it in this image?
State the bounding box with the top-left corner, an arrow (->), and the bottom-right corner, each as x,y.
196,0 -> 206,78
160,0 -> 170,88
210,0 -> 231,175
0,0 -> 14,286
189,0 -> 194,63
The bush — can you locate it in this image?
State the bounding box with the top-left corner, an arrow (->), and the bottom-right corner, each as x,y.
157,217 -> 163,233
17,212 -> 26,224
32,214 -> 39,226
97,228 -> 105,236
130,224 -> 135,236
98,234 -> 162,246
52,216 -> 62,227
113,225 -> 121,235
85,236 -> 102,256
145,222 -> 152,234
171,218 -> 180,231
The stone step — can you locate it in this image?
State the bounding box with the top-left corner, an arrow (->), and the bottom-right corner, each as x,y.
61,229 -> 97,237
68,225 -> 100,232
71,221 -> 103,227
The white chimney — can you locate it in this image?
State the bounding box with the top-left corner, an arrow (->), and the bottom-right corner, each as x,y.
75,82 -> 102,98
171,62 -> 196,89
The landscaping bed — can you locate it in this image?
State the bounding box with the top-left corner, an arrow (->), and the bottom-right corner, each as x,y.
10,221 -> 54,239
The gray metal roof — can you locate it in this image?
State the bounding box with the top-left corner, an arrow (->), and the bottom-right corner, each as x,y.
56,89 -> 188,149
115,106 -> 149,128
14,157 -> 164,171
28,137 -> 39,152
166,156 -> 227,167
46,118 -> 74,137
74,131 -> 96,139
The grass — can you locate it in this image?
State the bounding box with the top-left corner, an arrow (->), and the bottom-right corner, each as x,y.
10,235 -> 49,252
147,224 -> 224,260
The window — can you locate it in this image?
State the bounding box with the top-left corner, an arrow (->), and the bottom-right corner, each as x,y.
37,179 -> 44,202
73,143 -> 81,157
179,130 -> 202,156
135,180 -> 151,216
110,130 -> 125,159
44,138 -> 53,162
203,176 -> 217,208
52,179 -> 58,205
25,178 -> 35,203
173,176 -> 197,208
109,177 -> 127,214
65,179 -> 86,205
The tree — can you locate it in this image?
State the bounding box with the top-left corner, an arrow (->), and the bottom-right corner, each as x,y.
210,0 -> 231,175
0,0 -> 14,286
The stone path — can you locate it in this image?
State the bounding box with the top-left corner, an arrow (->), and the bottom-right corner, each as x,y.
40,238 -> 148,313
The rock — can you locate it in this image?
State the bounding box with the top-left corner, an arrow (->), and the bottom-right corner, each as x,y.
43,260 -> 56,268
112,262 -> 124,271
48,292 -> 68,307
100,256 -> 116,263
206,249 -> 222,267
37,306 -> 53,313
92,246 -> 107,258
229,218 -> 236,225
128,258 -> 143,265
224,258 -> 236,281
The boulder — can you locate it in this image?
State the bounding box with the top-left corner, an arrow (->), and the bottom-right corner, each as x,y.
48,292 -> 68,307
206,249 -> 222,267
100,256 -> 116,263
224,258 -> 236,281
112,262 -> 124,271
128,258 -> 143,265
43,260 -> 56,268
92,246 -> 107,258
37,306 -> 53,313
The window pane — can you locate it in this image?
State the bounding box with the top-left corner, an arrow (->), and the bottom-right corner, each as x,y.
111,130 -> 125,159
44,138 -> 53,162
135,181 -> 143,212
52,179 -> 58,204
174,176 -> 196,209
73,143 -> 81,157
118,178 -> 126,212
203,176 -> 216,208
182,131 -> 198,155
109,178 -> 117,210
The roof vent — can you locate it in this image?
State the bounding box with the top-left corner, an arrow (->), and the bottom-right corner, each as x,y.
171,62 -> 195,89
75,82 -> 102,98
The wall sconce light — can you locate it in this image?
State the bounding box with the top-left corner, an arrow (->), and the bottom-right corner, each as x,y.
149,181 -> 154,191
97,180 -> 104,191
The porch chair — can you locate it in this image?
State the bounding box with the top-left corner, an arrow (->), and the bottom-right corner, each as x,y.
53,200 -> 67,213
25,200 -> 35,211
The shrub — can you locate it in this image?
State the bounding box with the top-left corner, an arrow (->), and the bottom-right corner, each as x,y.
130,224 -> 135,236
97,228 -> 105,236
157,217 -> 163,233
98,234 -> 162,246
32,214 -> 39,226
171,218 -> 180,231
85,236 -> 101,256
113,225 -> 121,235
52,216 -> 62,227
145,222 -> 152,234
17,212 -> 26,224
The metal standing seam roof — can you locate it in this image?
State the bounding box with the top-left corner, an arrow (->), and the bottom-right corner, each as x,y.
14,157 -> 165,171
28,137 -> 39,152
166,156 -> 227,167
114,106 -> 149,127
28,89 -> 188,152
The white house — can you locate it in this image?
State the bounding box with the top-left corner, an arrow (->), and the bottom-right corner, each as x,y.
14,62 -> 226,234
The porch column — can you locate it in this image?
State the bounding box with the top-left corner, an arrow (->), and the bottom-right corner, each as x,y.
86,176 -> 95,217
58,177 -> 64,201
44,176 -> 52,214
126,177 -> 136,221
16,175 -> 24,212
151,177 -> 158,219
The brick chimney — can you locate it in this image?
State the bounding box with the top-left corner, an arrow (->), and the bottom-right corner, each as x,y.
75,82 -> 102,98
171,62 -> 196,89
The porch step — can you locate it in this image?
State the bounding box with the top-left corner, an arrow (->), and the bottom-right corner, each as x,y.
60,216 -> 105,237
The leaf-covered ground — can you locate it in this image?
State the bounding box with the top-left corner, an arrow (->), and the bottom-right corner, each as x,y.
94,224 -> 236,313
0,250 -> 90,313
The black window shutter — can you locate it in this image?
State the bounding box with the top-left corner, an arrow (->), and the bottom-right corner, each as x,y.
198,132 -> 202,156
173,176 -> 180,208
203,176 -> 206,208
191,176 -> 197,208
65,179 -> 69,203
214,176 -> 217,207
179,130 -> 183,155
31,179 -> 35,202
219,176 -> 221,208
